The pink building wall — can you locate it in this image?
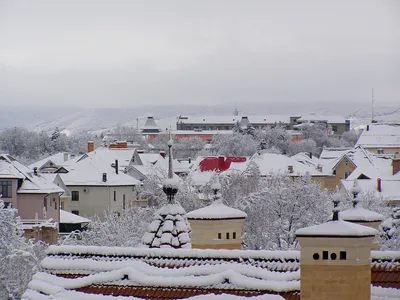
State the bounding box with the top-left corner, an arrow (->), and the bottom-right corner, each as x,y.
17,193 -> 60,223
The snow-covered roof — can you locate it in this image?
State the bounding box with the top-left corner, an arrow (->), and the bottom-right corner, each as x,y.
177,115 -> 291,125
22,245 -> 400,299
0,154 -> 64,194
187,199 -> 247,220
320,148 -> 352,160
252,153 -> 329,177
29,152 -> 73,170
356,123 -> 400,148
341,179 -> 400,201
60,210 -> 91,224
295,220 -> 378,237
59,148 -> 140,187
338,206 -> 385,222
297,114 -> 348,124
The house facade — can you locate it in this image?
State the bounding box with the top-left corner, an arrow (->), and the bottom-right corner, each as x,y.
0,154 -> 64,223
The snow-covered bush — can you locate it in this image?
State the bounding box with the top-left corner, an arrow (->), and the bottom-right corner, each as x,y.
254,125 -> 290,154
61,206 -> 155,247
239,174 -> 332,250
0,201 -> 47,299
288,139 -> 318,157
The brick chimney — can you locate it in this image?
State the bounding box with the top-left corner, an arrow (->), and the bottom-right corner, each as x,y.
377,178 -> 382,192
392,158 -> 400,175
88,141 -> 94,153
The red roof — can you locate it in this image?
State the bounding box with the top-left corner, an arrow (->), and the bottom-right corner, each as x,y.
199,156 -> 247,172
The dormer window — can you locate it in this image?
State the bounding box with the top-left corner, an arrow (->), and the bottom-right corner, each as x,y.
377,149 -> 384,154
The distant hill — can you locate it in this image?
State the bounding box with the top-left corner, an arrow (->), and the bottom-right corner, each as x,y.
0,103 -> 398,135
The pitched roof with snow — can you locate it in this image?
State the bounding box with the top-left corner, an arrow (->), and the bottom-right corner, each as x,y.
177,115 -> 291,125
339,206 -> 385,222
252,153 -> 329,177
0,154 -> 64,194
356,124 -> 400,148
58,148 -> 140,186
297,114 -> 348,124
60,210 -> 91,224
29,152 -> 73,171
23,246 -> 400,299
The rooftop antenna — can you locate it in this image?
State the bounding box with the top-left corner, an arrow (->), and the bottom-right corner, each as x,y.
233,102 -> 239,116
371,88 -> 375,123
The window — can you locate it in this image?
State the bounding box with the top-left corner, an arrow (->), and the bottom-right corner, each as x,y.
113,191 -> 117,201
3,201 -> 11,208
60,201 -> 64,210
345,160 -> 348,166
377,149 -> 384,154
71,210 -> 79,215
123,194 -> 126,209
218,233 -> 222,239
332,170 -> 337,175
54,198 -> 57,210
233,232 -> 237,239
0,181 -> 12,198
71,191 -> 79,201
226,233 -> 230,239
322,251 -> 328,260
332,125 -> 338,132
44,198 -> 47,209
344,172 -> 351,179
340,251 -> 347,260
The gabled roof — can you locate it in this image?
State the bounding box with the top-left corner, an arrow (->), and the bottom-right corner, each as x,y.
58,148 -> 140,187
187,199 -> 247,220
60,210 -> 91,224
0,154 -> 64,194
29,152 -> 73,171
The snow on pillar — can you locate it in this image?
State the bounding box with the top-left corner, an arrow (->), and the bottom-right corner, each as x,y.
296,200 -> 377,300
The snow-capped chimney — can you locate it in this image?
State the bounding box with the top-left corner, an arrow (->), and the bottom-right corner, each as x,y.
159,151 -> 166,158
115,160 -> 118,174
317,164 -> 323,172
309,152 -> 312,159
218,156 -> 225,171
33,167 -> 38,175
63,152 -> 69,162
288,165 -> 294,173
377,178 -> 382,192
102,173 -> 107,182
88,141 -> 94,153
366,124 -> 370,131
392,158 -> 400,175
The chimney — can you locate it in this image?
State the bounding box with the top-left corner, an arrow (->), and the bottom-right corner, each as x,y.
377,178 -> 382,192
102,173 -> 107,182
366,125 -> 370,131
317,164 -> 322,172
115,160 -> 118,174
88,141 -> 94,153
63,152 -> 69,162
288,165 -> 294,173
137,150 -> 144,154
218,156 -> 225,171
309,152 -> 312,159
392,158 -> 400,175
117,141 -> 128,148
159,151 -> 166,158
188,157 -> 191,164
33,167 -> 38,175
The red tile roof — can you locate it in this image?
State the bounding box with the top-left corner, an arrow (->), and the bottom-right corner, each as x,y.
199,157 -> 247,172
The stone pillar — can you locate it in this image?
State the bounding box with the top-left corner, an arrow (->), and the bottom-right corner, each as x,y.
296,221 -> 376,300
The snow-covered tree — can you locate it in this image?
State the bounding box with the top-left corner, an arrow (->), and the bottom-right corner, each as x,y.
341,129 -> 360,146
254,125 -> 290,154
380,206 -> 400,250
239,174 -> 332,250
51,127 -> 60,141
109,125 -> 147,148
211,133 -> 258,156
0,201 -> 47,299
62,206 -> 154,247
172,137 -> 205,159
298,122 -> 329,148
288,139 -> 318,157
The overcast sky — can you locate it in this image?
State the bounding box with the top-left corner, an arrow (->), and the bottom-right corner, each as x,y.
0,0 -> 398,109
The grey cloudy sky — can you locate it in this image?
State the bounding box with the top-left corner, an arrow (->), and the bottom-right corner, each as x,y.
0,0 -> 398,109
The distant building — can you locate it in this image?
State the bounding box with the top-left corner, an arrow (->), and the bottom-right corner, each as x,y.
356,123 -> 400,155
